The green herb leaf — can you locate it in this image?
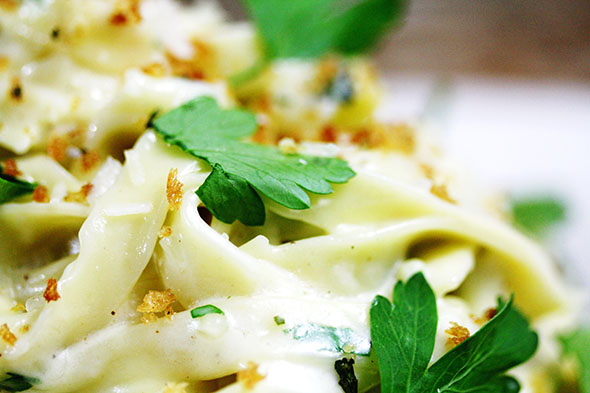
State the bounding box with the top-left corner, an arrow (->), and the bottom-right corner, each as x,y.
273,315 -> 285,326
370,272 -> 437,393
0,373 -> 37,392
0,173 -> 36,204
190,304 -> 224,319
335,358 -> 358,393
285,323 -> 371,356
560,328 -> 590,393
370,272 -> 538,393
242,0 -> 407,60
511,196 -> 566,236
153,97 -> 355,226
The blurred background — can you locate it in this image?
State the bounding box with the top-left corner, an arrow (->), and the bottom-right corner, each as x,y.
218,0 -> 590,296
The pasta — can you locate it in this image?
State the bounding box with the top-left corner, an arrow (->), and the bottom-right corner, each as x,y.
0,1 -> 580,392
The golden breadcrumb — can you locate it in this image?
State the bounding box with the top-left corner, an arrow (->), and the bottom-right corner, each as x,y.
33,185 -> 50,203
0,0 -> 18,10
159,226 -> 173,238
47,136 -> 68,163
166,39 -> 217,81
237,362 -> 265,389
142,62 -> 167,77
109,0 -> 142,26
65,183 -> 93,204
166,169 -> 183,211
2,158 -> 21,177
81,150 -> 100,172
43,278 -> 61,303
0,324 -> 17,346
430,183 -> 456,204
19,324 -> 30,334
137,289 -> 176,313
445,322 -> 470,348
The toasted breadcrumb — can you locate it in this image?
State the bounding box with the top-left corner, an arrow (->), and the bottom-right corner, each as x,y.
19,324 -> 30,334
320,125 -> 338,143
47,136 -> 68,163
142,62 -> 167,77
137,289 -> 176,313
65,183 -> 93,203
419,163 -> 436,180
166,169 -> 183,211
484,307 -> 498,321
8,76 -> 23,102
0,0 -> 18,10
141,312 -> 158,324
0,324 -> 17,346
445,322 -> 470,348
81,150 -> 100,172
430,183 -> 456,204
109,0 -> 142,25
163,382 -> 188,393
2,158 -> 21,177
33,185 -> 50,203
237,362 -> 265,389
159,226 -> 172,238
43,278 -> 60,303
166,39 -> 217,81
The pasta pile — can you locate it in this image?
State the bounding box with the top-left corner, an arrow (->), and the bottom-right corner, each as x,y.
0,1 -> 577,392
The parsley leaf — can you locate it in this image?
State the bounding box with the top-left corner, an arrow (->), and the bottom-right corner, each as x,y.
335,358 -> 358,393
153,97 -> 355,226
284,323 -> 371,356
560,328 -> 590,393
0,172 -> 36,204
242,0 -> 407,60
190,304 -> 224,318
510,196 -> 566,236
370,272 -> 538,393
0,373 -> 37,392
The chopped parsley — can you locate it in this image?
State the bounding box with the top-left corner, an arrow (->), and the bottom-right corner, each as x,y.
335,358 -> 358,393
0,373 -> 37,392
284,323 -> 370,356
370,272 -> 538,393
560,328 -> 590,393
190,304 -> 224,319
510,195 -> 566,237
273,315 -> 285,326
152,97 -> 355,226
0,171 -> 36,204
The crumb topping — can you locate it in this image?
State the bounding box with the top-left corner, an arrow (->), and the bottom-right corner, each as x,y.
0,324 -> 17,346
137,289 -> 177,323
159,226 -> 172,238
430,182 -> 456,204
445,322 -> 470,348
1,158 -> 21,177
65,183 -> 93,204
166,168 -> 183,211
43,278 -> 61,303
237,362 -> 265,389
33,185 -> 50,203
109,0 -> 142,26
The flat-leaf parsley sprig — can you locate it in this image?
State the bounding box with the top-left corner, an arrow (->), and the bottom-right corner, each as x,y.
152,96 -> 355,226
232,0 -> 407,85
370,272 -> 538,393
